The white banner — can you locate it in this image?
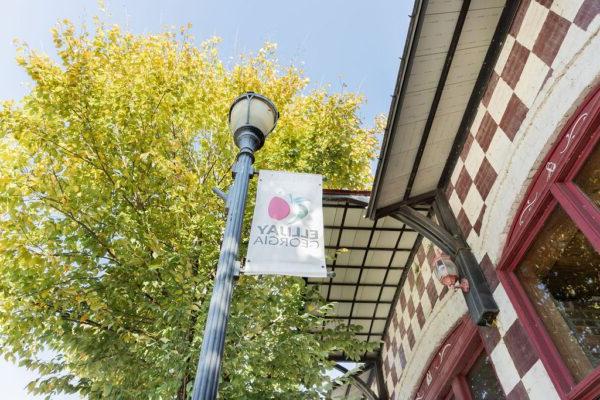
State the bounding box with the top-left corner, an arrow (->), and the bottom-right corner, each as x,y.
245,170 -> 327,277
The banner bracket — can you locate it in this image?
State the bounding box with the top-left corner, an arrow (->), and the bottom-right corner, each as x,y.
233,260 -> 243,278
232,163 -> 255,179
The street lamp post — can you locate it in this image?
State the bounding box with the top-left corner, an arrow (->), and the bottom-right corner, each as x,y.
191,92 -> 279,400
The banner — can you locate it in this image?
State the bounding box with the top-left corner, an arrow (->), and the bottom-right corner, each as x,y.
245,170 -> 327,278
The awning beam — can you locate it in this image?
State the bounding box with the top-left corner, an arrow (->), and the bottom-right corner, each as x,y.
372,190 -> 437,219
386,191 -> 498,325
389,205 -> 461,256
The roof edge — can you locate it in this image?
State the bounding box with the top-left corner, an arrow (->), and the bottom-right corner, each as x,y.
323,189 -> 371,196
367,0 -> 428,220
323,189 -> 370,207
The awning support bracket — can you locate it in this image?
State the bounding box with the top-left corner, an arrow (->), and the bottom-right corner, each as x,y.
388,190 -> 498,326
323,191 -> 499,326
433,190 -> 498,325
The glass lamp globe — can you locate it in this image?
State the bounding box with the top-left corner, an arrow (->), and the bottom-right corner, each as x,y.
433,256 -> 459,287
228,92 -> 279,142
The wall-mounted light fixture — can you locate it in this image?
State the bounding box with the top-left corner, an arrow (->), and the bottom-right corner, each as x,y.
433,254 -> 469,293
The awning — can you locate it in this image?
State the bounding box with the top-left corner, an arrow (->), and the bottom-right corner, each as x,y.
313,190 -> 431,398
367,0 -> 518,218
310,191 -> 424,361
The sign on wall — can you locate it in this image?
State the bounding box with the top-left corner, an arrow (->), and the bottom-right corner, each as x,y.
245,170 -> 327,278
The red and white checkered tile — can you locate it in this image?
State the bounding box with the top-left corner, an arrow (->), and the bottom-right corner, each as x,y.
448,1 -> 599,398
447,0 -> 599,244
381,238 -> 449,397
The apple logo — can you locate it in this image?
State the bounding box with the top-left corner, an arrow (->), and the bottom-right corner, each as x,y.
268,193 -> 310,224
268,196 -> 291,220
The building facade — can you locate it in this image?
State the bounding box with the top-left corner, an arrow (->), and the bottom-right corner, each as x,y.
376,1 -> 600,399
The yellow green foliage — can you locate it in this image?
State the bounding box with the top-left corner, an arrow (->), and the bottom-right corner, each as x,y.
0,19 -> 378,399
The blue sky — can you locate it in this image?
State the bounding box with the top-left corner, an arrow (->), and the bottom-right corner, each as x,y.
0,0 -> 411,398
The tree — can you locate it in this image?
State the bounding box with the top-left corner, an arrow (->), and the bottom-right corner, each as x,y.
0,20 -> 379,399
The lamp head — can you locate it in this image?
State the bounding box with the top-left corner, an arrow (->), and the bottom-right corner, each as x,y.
228,92 -> 279,150
433,256 -> 459,287
433,255 -> 469,292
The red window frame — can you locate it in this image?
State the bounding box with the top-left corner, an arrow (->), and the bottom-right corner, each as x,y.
445,343 -> 498,400
497,85 -> 600,400
414,316 -> 504,400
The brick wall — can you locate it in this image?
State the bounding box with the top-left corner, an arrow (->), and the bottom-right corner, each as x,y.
381,1 -> 599,399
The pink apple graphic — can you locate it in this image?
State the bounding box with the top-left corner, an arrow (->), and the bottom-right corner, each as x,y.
268,196 -> 290,220
268,193 -> 311,224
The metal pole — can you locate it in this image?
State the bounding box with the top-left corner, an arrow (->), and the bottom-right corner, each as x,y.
191,128 -> 261,400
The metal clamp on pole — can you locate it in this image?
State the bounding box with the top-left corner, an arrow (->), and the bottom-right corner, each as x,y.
233,260 -> 242,277
191,92 -> 279,400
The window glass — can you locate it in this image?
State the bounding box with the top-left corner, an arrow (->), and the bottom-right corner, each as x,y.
466,352 -> 505,399
575,141 -> 600,207
516,206 -> 600,382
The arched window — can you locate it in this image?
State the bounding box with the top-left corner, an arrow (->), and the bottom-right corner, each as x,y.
498,85 -> 600,400
414,316 -> 505,400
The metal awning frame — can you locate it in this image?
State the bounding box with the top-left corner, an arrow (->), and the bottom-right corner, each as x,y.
324,190 -> 498,326
317,193 -> 430,347
330,362 -> 380,400
320,189 -> 498,399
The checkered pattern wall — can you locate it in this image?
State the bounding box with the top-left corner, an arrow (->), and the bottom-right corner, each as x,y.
381,1 -> 599,399
446,0 -> 599,248
380,238 -> 450,398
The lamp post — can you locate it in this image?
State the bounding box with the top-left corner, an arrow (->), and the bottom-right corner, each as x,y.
192,92 -> 279,400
